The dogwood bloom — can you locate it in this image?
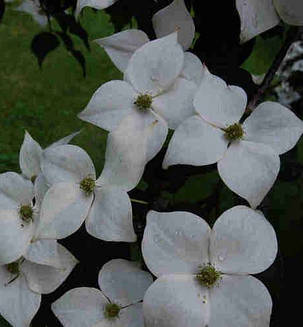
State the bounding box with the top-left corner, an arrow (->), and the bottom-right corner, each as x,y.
0,172 -> 35,265
236,0 -> 303,43
142,207 -> 277,327
15,0 -> 48,26
0,172 -> 77,326
19,130 -> 79,204
79,32 -> 197,176
19,130 -> 79,182
0,240 -> 77,327
36,143 -> 139,242
94,0 -> 196,73
76,0 -> 118,17
52,258 -> 153,327
163,67 -> 303,208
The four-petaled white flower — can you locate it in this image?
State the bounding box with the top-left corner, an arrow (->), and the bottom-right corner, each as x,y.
163,67 -> 303,208
0,240 -> 77,327
0,172 -> 36,265
19,130 -> 80,206
37,143 -> 138,242
52,258 -> 153,327
236,0 -> 303,43
78,32 -> 198,175
0,169 -> 78,327
142,207 -> 277,327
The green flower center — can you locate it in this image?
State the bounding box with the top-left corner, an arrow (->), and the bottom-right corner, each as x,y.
19,205 -> 33,223
104,303 -> 121,319
80,177 -> 95,195
134,94 -> 152,111
31,175 -> 37,183
224,123 -> 244,141
6,258 -> 22,275
196,264 -> 221,288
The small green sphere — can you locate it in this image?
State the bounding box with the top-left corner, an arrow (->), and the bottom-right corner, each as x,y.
80,177 -> 95,195
196,264 -> 221,288
224,123 -> 244,141
19,205 -> 33,223
104,303 -> 121,319
134,94 -> 152,111
6,260 -> 21,275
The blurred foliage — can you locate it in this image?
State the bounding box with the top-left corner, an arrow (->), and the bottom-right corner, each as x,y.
242,34 -> 284,75
0,4 -> 123,178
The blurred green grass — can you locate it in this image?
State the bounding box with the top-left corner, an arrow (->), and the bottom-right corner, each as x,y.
0,3 -> 122,177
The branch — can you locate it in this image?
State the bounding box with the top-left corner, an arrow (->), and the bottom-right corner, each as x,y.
248,26 -> 302,111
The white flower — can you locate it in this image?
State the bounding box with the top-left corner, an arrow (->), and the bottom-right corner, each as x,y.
163,67 -> 303,208
19,130 -> 79,182
18,130 -> 80,208
0,172 -> 35,265
94,0 -> 196,72
236,0 -> 303,43
0,172 -> 78,312
78,32 -> 198,177
76,0 -> 118,17
52,258 -> 153,327
15,0 -> 48,27
36,143 -> 138,242
0,240 -> 78,327
142,207 -> 277,327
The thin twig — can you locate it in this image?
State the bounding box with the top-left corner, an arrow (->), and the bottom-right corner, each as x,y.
248,27 -> 301,111
130,198 -> 149,205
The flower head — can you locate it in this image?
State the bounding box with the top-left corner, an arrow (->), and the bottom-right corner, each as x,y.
80,176 -> 96,195
104,303 -> 121,319
37,144 -> 137,242
52,259 -> 153,327
163,67 -> 303,208
0,240 -> 77,327
142,207 -> 278,327
223,123 -> 244,141
19,205 -> 34,223
196,263 -> 221,288
134,94 -> 153,111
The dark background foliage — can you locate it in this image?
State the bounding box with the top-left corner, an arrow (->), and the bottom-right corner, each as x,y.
1,1 -> 302,326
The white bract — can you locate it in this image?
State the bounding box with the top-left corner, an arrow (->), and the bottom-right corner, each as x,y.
94,0 -> 196,72
37,143 -> 138,242
19,130 -> 79,182
0,162 -> 77,266
163,67 -> 303,208
0,172 -> 35,265
76,0 -> 118,17
52,258 -> 153,327
15,0 -> 48,27
142,207 -> 277,327
19,130 -> 80,205
0,240 -> 77,327
152,0 -> 195,51
236,0 -> 303,43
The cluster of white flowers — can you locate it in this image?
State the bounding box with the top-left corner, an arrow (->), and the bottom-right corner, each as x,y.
1,0 -> 303,326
